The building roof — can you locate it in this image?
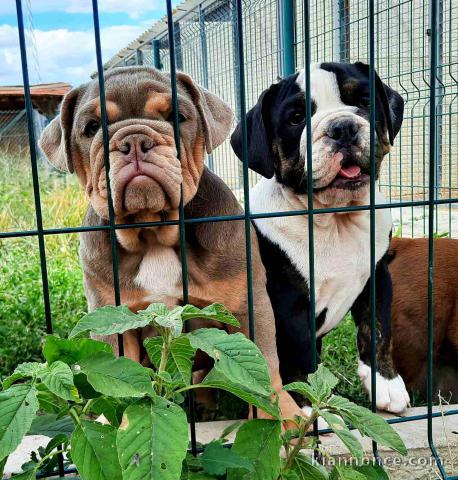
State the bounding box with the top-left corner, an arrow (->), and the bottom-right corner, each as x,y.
0,82 -> 71,97
0,82 -> 72,116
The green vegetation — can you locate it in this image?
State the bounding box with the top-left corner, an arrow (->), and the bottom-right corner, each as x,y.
0,153 -> 87,376
0,303 -> 406,480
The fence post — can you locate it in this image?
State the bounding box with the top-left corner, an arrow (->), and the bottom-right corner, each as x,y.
175,21 -> 184,71
199,3 -> 214,171
434,0 -> 444,199
152,39 -> 162,69
231,0 -> 244,188
333,0 -> 350,62
279,0 -> 295,76
136,49 -> 143,65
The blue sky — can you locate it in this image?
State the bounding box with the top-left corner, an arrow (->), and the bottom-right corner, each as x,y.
0,1 -> 177,86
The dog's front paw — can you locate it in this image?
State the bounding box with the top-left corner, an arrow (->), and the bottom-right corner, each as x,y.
358,361 -> 410,414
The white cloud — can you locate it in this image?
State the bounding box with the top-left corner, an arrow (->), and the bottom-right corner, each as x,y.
66,0 -> 164,19
0,23 -> 145,86
0,0 -> 165,18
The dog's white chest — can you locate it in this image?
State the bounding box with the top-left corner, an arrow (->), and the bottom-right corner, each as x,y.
134,245 -> 183,305
252,178 -> 392,336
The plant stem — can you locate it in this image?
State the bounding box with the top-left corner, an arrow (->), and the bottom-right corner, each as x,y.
68,407 -> 81,426
283,410 -> 319,471
155,330 -> 171,395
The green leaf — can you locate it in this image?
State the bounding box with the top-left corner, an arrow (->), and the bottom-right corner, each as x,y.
201,369 -> 280,418
43,336 -> 113,365
189,329 -> 272,397
201,441 -> 253,475
307,365 -> 339,402
318,410 -> 363,460
144,336 -> 196,387
69,305 -> 149,338
0,384 -> 39,460
330,465 -> 366,480
139,303 -> 170,317
86,397 -> 122,427
228,419 -> 282,480
11,469 -> 36,480
78,352 -> 152,398
354,464 -> 389,480
28,414 -> 74,438
219,421 -> 243,441
117,397 -> 188,480
3,363 -> 46,389
181,304 -> 240,328
0,456 -> 7,477
153,306 -> 185,338
326,396 -> 407,455
283,382 -> 320,404
35,386 -> 68,414
288,453 -> 329,480
39,361 -> 79,402
71,419 -> 122,480
139,304 -> 184,337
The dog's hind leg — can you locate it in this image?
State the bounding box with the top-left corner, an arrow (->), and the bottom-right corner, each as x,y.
351,253 -> 410,414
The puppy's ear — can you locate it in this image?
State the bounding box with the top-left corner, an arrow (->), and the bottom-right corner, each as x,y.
39,86 -> 84,173
230,83 -> 279,179
177,72 -> 233,154
354,62 -> 404,145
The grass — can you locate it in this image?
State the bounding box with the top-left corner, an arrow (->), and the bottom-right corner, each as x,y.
0,151 -> 373,408
321,314 -> 369,408
0,152 -> 87,376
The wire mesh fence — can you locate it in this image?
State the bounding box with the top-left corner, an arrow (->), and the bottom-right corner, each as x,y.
1,0 -> 458,478
125,0 -> 458,239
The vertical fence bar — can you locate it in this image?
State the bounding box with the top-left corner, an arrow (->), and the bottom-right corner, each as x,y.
233,0 -> 256,343
15,1 -> 65,476
231,1 -> 244,189
136,48 -> 143,65
91,0 -> 124,357
153,39 -> 162,69
302,0 -> 319,445
199,4 -> 214,172
165,0 -> 197,455
427,1 -> 448,478
279,0 -> 295,77
368,0 -> 381,463
333,0 -> 350,62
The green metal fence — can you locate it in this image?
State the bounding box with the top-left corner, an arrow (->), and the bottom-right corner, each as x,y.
2,0 -> 458,478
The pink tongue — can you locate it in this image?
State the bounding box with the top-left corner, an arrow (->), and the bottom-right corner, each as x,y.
339,164 -> 361,179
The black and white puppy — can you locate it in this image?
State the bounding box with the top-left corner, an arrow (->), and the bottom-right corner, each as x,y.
231,62 -> 410,413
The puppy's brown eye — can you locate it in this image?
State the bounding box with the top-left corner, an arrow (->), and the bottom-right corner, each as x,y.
167,112 -> 187,123
288,111 -> 305,126
84,120 -> 99,137
359,97 -> 370,108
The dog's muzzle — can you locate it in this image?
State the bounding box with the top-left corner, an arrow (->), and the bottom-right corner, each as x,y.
319,115 -> 370,190
91,122 -> 182,216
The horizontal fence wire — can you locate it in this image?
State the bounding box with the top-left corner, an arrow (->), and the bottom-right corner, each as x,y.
2,0 -> 457,478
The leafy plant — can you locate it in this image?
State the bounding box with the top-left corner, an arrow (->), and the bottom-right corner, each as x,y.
0,303 -> 407,479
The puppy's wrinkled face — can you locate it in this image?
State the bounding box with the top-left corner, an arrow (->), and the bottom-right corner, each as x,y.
40,67 -> 232,220
231,62 -> 404,206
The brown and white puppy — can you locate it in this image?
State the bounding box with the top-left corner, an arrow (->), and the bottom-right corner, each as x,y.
39,66 -> 301,420
389,237 -> 458,400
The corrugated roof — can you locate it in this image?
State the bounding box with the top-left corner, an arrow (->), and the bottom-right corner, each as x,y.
0,82 -> 71,97
103,0 -> 211,70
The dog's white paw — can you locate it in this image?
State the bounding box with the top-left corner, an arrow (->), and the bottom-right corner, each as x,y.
358,361 -> 410,414
301,405 -> 313,417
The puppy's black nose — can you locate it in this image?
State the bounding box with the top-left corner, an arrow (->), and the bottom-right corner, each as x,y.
327,119 -> 359,146
118,135 -> 154,159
